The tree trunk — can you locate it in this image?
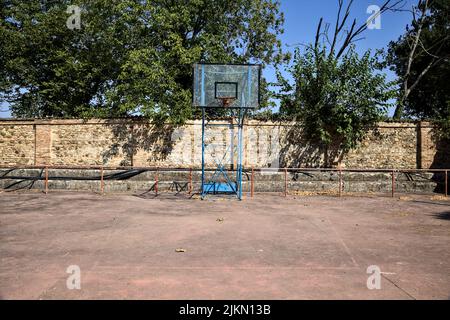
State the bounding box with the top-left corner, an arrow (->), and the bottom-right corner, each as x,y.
393,104 -> 404,120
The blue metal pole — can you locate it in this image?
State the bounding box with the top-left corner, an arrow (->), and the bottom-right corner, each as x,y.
236,68 -> 251,200
247,67 -> 252,107
201,107 -> 206,199
237,109 -> 244,200
200,65 -> 206,198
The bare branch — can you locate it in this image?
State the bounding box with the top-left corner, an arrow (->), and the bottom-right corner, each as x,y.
329,0 -> 347,56
336,18 -> 357,59
416,35 -> 450,59
314,0 -> 405,59
404,0 -> 429,85
314,17 -> 324,52
334,0 -> 405,59
407,56 -> 443,95
417,38 -> 441,59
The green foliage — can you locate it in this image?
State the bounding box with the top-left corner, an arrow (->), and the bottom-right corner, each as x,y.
1,0 -> 286,124
387,0 -> 450,127
277,45 -> 395,163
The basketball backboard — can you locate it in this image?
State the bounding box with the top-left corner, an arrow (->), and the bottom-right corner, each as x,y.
193,63 -> 261,109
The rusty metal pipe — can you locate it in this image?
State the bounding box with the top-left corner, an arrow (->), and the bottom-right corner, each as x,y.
284,168 -> 288,197
100,166 -> 104,194
445,170 -> 448,197
189,168 -> 192,195
251,167 -> 254,198
44,166 -> 48,194
155,169 -> 158,195
0,164 -> 449,173
391,170 -> 395,198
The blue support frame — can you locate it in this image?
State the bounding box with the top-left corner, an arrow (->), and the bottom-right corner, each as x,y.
201,107 -> 246,200
196,63 -> 259,201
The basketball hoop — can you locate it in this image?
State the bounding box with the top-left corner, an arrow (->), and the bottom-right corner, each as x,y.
218,97 -> 236,108
192,63 -> 261,200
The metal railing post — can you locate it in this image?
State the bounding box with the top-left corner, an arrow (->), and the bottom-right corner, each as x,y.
251,167 -> 254,198
100,166 -> 104,195
284,168 -> 288,197
339,168 -> 343,197
155,168 -> 158,195
44,166 -> 48,194
445,170 -> 448,197
189,167 -> 192,195
391,170 -> 395,198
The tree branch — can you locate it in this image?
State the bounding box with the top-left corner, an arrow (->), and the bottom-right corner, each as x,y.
408,56 -> 444,94
335,0 -> 405,59
315,17 -> 323,52
394,0 -> 432,119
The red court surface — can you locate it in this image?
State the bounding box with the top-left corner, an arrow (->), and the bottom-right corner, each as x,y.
1,191 -> 449,299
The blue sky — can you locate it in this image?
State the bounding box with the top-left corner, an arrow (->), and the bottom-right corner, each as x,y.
0,0 -> 415,118
274,0 -> 413,56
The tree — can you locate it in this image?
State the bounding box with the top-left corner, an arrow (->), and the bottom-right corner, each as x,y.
275,0 -> 399,167
0,0 -> 287,124
388,0 -> 450,122
277,46 -> 395,167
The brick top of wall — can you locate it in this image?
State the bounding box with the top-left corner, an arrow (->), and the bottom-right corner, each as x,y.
0,118 -> 434,128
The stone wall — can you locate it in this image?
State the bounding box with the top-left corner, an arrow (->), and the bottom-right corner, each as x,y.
0,123 -> 35,165
344,123 -> 418,168
0,119 -> 448,169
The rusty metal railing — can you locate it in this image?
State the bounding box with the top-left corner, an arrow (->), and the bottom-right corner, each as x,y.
0,164 -> 448,199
